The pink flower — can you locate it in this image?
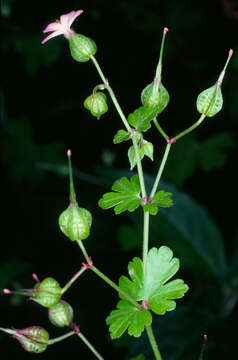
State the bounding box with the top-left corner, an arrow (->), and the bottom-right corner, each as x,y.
41,10 -> 83,44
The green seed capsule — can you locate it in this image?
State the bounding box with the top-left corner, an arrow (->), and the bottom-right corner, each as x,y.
33,277 -> 62,308
48,300 -> 74,327
59,203 -> 92,241
9,326 -> 49,353
69,33 -> 97,62
141,82 -> 169,113
196,49 -> 233,118
84,92 -> 108,119
196,85 -> 223,117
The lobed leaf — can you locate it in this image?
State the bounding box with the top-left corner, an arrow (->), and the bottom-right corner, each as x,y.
144,191 -> 173,215
107,246 -> 188,339
121,247 -> 188,315
128,106 -> 160,132
98,175 -> 141,214
106,300 -> 152,339
113,129 -> 131,144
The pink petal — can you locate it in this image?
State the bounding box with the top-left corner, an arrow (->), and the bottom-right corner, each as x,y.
41,30 -> 63,44
60,10 -> 83,28
43,22 -> 64,33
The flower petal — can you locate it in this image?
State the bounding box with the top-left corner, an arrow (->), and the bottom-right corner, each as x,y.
43,22 -> 64,33
60,10 -> 83,28
41,31 -> 63,44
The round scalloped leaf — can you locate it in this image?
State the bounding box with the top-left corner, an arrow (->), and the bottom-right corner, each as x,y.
106,300 -> 152,339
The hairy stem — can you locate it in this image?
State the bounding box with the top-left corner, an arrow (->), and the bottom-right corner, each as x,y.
149,142 -> 171,200
143,211 -> 150,271
131,131 -> 147,199
90,55 -> 131,132
48,331 -> 75,345
77,332 -> 104,360
153,118 -> 168,140
173,114 -> 206,142
61,266 -> 88,295
146,325 -> 162,360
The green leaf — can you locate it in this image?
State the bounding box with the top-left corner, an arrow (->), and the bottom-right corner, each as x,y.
143,141 -> 153,161
128,106 -> 160,132
128,146 -> 145,170
119,257 -> 144,300
143,247 -> 188,315
144,191 -> 173,215
98,175 -> 141,214
128,141 -> 154,170
153,191 -> 173,207
106,300 -> 152,339
119,246 -> 188,314
113,129 -> 131,144
107,246 -> 188,339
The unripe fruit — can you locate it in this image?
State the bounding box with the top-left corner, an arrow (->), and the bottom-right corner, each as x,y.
33,277 -> 62,308
48,300 -> 74,327
84,92 -> 108,119
0,326 -> 49,353
141,82 -> 169,113
69,34 -> 97,62
59,203 -> 92,241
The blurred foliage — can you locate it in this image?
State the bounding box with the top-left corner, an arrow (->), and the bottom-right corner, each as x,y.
1,0 -> 238,359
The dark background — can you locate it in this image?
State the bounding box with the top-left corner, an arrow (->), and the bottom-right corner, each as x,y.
1,0 -> 238,359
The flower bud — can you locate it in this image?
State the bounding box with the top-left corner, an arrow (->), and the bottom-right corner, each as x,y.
84,92 -> 108,119
33,277 -> 62,308
48,300 -> 74,327
0,326 -> 49,353
69,33 -> 97,62
141,82 -> 169,113
59,203 -> 92,241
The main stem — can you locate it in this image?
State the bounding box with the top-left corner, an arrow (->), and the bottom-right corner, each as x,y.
143,211 -> 150,271
89,55 -> 163,360
146,325 -> 162,360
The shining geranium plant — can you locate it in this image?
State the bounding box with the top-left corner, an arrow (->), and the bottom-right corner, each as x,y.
1,9 -> 233,360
